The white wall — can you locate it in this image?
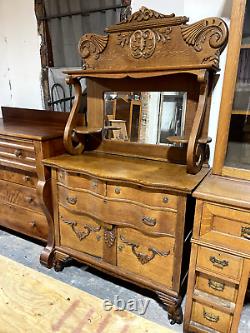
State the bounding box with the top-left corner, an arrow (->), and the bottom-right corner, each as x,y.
131,0 -> 232,165
0,0 -> 43,111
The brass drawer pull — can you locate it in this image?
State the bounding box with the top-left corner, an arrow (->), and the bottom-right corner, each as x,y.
208,279 -> 225,292
14,149 -> 22,158
62,219 -> 101,241
115,187 -> 121,194
209,256 -> 229,269
31,221 -> 37,228
163,196 -> 169,203
142,216 -> 156,227
25,196 -> 34,204
203,309 -> 219,323
241,227 -> 250,240
66,196 -> 77,205
120,235 -> 170,265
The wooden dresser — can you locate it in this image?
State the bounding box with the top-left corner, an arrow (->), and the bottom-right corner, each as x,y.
40,7 -> 228,324
184,0 -> 250,332
0,107 -> 66,241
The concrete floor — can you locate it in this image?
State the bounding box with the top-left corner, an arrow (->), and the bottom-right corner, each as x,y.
0,229 -> 249,332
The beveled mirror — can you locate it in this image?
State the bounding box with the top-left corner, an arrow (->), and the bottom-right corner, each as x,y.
104,91 -> 187,145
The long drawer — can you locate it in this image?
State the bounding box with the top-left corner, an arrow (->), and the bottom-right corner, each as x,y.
58,185 -> 177,236
0,202 -> 47,240
0,167 -> 37,188
0,136 -> 36,172
0,179 -> 42,212
199,202 -> 250,255
117,228 -> 175,288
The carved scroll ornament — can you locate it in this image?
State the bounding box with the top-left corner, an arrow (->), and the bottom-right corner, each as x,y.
78,34 -> 109,68
77,7 -> 228,71
120,235 -> 170,265
181,18 -> 228,67
62,218 -> 101,241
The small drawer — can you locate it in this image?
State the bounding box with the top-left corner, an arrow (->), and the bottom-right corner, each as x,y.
0,202 -> 47,241
0,136 -> 35,171
197,246 -> 243,281
59,206 -> 103,258
0,167 -> 37,188
117,228 -> 175,288
57,170 -> 105,195
199,203 -> 250,255
191,300 -> 232,333
195,272 -> 238,303
0,179 -> 41,212
107,183 -> 177,210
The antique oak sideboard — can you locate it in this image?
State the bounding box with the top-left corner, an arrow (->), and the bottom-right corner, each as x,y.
40,7 -> 228,324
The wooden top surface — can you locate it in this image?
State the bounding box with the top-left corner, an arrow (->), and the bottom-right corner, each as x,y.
43,152 -> 209,193
193,174 -> 250,210
0,107 -> 69,141
0,119 -> 65,140
0,255 -> 173,333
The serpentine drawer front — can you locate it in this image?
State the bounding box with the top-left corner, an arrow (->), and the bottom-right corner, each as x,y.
106,183 -> 178,210
58,185 -> 177,236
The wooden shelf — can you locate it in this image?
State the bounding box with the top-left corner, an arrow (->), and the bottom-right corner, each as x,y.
232,110 -> 250,115
167,136 -> 212,144
73,127 -> 102,135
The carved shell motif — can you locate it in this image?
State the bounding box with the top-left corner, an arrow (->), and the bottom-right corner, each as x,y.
126,6 -> 175,22
78,34 -> 109,63
181,18 -> 228,67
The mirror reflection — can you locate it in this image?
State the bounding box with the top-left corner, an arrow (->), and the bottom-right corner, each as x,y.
104,92 -> 187,145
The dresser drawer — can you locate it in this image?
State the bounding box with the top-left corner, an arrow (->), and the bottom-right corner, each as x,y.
107,183 -> 178,210
0,168 -> 37,188
57,170 -> 105,195
191,300 -> 232,333
0,202 -> 47,240
195,272 -> 238,303
59,206 -> 103,258
199,203 -> 250,255
0,137 -> 35,171
197,246 -> 243,281
0,179 -> 41,212
58,185 -> 177,236
117,228 -> 175,288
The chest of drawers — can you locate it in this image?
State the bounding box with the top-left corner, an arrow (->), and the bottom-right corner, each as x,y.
0,107 -> 66,241
41,152 -> 209,324
184,175 -> 250,333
